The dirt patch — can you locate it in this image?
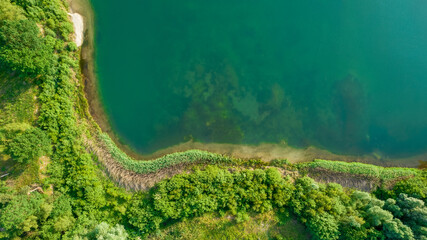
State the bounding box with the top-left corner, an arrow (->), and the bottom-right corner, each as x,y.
307,167 -> 380,192
38,155 -> 50,180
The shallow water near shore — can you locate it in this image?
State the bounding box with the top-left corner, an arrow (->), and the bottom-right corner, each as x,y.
90,0 -> 427,158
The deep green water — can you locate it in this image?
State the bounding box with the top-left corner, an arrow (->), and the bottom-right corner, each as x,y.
91,0 -> 427,156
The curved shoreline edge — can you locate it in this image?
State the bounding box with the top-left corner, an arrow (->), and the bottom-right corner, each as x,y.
69,0 -> 424,178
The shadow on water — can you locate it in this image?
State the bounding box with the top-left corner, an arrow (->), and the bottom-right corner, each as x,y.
330,74 -> 368,154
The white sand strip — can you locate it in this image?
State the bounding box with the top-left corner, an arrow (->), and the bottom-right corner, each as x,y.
68,12 -> 84,47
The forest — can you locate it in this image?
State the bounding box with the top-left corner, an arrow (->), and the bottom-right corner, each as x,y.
0,0 -> 426,239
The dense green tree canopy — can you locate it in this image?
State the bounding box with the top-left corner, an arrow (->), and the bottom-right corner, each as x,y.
8,127 -> 51,163
0,193 -> 44,238
0,0 -> 25,23
0,19 -> 54,75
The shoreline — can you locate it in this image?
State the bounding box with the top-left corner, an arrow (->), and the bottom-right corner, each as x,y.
70,0 -> 425,168
67,11 -> 84,47
67,0 -> 143,159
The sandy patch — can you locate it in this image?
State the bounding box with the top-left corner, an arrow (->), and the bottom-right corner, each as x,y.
68,12 -> 84,47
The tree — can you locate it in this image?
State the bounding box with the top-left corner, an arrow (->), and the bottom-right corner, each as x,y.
393,193 -> 427,239
0,193 -> 44,238
0,19 -> 54,75
365,206 -> 393,227
8,127 -> 51,163
308,212 -> 340,240
382,219 -> 414,240
385,175 -> 427,201
89,222 -> 128,240
53,216 -> 75,233
339,216 -> 369,240
0,0 -> 25,23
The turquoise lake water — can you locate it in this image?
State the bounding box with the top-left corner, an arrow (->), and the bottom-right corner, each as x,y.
90,0 -> 427,156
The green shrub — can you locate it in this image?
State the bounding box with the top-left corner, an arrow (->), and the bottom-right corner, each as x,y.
88,222 -> 128,240
127,166 -> 295,235
8,127 -> 51,163
0,0 -> 25,23
388,175 -> 427,200
270,159 -> 290,167
301,159 -> 420,181
0,193 -> 45,238
99,133 -> 233,174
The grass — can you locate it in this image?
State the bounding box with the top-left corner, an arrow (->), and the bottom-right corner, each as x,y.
0,72 -> 40,189
0,72 -> 38,125
148,211 -> 310,240
300,159 -> 420,181
99,131 -> 421,189
99,133 -> 234,174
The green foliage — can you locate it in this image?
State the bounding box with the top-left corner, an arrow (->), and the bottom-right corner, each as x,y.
148,212 -> 311,240
127,199 -> 163,235
270,158 -> 291,167
0,71 -> 37,125
307,212 -> 339,240
0,180 -> 14,208
127,166 -> 294,237
365,205 -> 393,227
0,19 -> 54,75
89,222 -> 128,240
387,174 -> 427,201
384,193 -> 427,239
0,0 -> 25,23
0,192 -> 45,238
382,219 -> 415,240
67,42 -> 78,52
124,166 -> 424,240
8,127 -> 51,163
350,191 -> 421,240
0,122 -> 31,141
100,133 -> 233,174
291,177 -> 347,221
302,159 -> 420,181
290,177 -> 348,240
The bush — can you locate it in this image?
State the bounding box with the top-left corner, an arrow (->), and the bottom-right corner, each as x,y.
389,175 -> 427,201
100,133 -> 233,174
270,159 -> 290,167
301,159 -> 420,181
88,222 -> 128,240
127,166 -> 295,235
0,0 -> 25,23
8,127 -> 51,163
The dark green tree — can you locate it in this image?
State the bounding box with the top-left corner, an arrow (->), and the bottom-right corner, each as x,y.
0,193 -> 44,238
0,19 -> 54,75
